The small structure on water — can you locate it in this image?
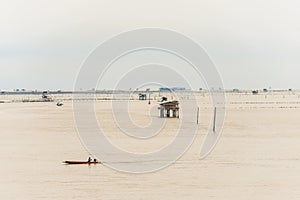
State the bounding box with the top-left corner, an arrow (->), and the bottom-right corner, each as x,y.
138,93 -> 147,100
42,91 -> 53,102
161,96 -> 168,102
159,100 -> 179,118
232,88 -> 240,93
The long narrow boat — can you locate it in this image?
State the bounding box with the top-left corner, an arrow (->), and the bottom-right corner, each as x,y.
63,161 -> 100,165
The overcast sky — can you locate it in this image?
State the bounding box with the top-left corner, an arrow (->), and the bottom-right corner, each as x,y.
0,0 -> 299,90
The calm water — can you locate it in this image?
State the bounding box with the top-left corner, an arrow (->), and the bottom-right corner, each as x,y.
1,99 -> 300,200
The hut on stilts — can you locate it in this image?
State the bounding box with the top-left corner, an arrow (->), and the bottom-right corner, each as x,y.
159,100 -> 179,118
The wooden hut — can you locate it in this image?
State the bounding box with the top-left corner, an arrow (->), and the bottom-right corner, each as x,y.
138,93 -> 147,100
42,91 -> 53,102
159,100 -> 179,118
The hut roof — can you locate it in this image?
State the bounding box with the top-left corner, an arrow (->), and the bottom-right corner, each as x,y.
159,100 -> 179,106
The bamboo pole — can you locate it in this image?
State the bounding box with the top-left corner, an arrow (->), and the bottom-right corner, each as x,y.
196,107 -> 199,124
213,107 -> 216,133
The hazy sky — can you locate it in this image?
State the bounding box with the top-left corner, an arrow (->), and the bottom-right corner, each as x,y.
0,0 -> 299,90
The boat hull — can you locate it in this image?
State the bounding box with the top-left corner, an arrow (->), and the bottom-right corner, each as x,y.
63,161 -> 100,165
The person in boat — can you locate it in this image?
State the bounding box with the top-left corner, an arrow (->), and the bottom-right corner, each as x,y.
93,158 -> 97,162
87,157 -> 92,163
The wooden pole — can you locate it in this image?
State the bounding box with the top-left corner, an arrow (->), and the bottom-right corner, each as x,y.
148,92 -> 151,104
196,107 -> 199,124
213,107 -> 216,133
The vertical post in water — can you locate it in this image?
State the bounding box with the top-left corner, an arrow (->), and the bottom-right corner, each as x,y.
148,92 -> 151,104
213,107 -> 216,133
196,107 -> 199,124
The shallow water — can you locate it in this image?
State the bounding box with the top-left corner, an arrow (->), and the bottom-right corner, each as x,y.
1,94 -> 300,199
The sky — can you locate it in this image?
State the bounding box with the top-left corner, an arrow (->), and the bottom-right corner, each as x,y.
0,0 -> 300,90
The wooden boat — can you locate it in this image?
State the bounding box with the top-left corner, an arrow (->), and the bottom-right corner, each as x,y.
63,161 -> 100,165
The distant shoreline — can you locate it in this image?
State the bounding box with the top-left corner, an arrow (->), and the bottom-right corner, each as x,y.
0,88 -> 298,95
